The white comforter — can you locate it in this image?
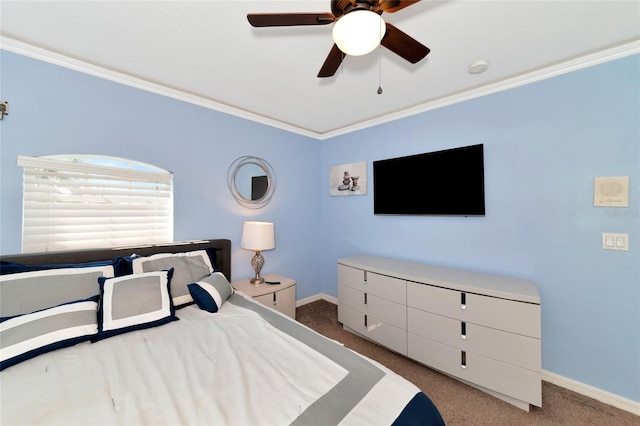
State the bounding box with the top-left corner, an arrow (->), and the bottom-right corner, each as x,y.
0,294 -> 419,425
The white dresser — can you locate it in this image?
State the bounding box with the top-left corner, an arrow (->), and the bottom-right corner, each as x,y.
337,255 -> 541,411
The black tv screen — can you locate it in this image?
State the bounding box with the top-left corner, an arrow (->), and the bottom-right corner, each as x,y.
373,144 -> 485,216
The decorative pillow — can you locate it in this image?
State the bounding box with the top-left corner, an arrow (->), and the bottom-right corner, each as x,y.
131,250 -> 215,308
94,269 -> 178,342
187,272 -> 234,313
0,295 -> 99,371
0,265 -> 114,317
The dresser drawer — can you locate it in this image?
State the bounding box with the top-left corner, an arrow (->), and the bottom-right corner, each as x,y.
338,303 -> 407,355
338,284 -> 406,330
408,333 -> 541,407
407,307 -> 540,371
338,265 -> 405,304
407,281 -> 540,338
338,264 -> 366,290
366,272 -> 406,304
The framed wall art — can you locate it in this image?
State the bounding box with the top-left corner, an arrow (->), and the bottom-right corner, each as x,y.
329,161 -> 367,196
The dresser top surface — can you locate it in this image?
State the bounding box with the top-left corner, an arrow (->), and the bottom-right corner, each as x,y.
338,255 -> 539,304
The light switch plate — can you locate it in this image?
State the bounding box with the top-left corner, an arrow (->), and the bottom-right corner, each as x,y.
594,177 -> 629,207
602,233 -> 629,251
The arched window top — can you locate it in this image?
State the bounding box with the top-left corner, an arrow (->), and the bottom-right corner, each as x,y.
18,154 -> 173,253
44,154 -> 170,174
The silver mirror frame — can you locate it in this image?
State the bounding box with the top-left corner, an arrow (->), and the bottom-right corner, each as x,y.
227,156 -> 276,209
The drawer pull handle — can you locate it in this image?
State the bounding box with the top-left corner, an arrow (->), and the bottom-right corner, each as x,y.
364,314 -> 368,328
461,351 -> 467,369
273,293 -> 277,306
461,322 -> 467,340
364,293 -> 367,305
460,292 -> 466,310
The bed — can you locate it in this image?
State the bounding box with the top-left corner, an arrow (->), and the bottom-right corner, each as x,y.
0,239 -> 444,425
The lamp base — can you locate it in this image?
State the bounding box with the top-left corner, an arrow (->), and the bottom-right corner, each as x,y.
250,250 -> 265,285
249,276 -> 265,285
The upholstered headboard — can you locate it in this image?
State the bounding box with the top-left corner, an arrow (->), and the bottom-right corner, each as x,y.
0,239 -> 232,282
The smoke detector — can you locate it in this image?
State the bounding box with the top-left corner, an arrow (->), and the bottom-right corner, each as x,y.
469,60 -> 489,74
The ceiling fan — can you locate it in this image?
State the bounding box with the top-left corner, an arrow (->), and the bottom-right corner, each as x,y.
247,0 -> 430,78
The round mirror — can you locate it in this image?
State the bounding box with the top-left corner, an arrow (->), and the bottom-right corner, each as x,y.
227,156 -> 276,209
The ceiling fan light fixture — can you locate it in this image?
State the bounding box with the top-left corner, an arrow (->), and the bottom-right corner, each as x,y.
332,10 -> 386,56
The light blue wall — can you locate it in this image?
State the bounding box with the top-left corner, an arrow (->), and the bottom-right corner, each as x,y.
1,50 -> 638,402
320,55 -> 640,402
0,51 -> 323,300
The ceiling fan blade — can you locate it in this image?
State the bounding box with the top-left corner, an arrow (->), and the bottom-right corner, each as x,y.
380,23 -> 430,64
317,44 -> 345,78
378,0 -> 421,13
247,13 -> 335,27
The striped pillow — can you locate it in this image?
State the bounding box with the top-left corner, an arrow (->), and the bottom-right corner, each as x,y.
0,295 -> 99,371
187,272 -> 234,313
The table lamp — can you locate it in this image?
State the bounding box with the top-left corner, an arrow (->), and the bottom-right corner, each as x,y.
241,221 -> 275,284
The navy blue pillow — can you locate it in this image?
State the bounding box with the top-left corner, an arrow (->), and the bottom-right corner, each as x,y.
111,256 -> 137,276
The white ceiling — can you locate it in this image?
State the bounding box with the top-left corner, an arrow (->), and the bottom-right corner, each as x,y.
2,1 -> 639,139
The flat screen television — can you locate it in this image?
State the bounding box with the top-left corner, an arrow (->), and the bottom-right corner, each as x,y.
373,144 -> 485,216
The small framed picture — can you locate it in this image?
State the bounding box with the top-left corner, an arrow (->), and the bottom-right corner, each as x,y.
329,161 -> 367,196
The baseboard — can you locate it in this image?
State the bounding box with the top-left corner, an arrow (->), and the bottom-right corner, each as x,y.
542,370 -> 640,416
296,293 -> 338,307
322,294 -> 338,305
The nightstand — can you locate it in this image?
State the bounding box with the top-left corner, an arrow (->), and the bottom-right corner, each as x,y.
232,274 -> 296,319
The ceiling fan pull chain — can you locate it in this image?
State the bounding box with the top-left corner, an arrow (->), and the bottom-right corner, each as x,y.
377,16 -> 383,95
377,33 -> 383,94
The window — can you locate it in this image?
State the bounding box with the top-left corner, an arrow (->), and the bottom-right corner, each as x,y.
18,155 -> 173,253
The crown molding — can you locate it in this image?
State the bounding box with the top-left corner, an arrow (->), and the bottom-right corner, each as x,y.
319,39 -> 640,140
0,36 -> 321,140
2,36 -> 638,140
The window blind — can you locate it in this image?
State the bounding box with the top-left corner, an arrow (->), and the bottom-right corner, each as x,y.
18,155 -> 173,253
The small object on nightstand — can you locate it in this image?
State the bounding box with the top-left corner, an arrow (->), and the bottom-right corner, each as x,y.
265,281 -> 281,285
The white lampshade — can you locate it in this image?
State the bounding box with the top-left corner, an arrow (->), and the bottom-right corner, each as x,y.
241,221 -> 275,251
332,10 -> 386,56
